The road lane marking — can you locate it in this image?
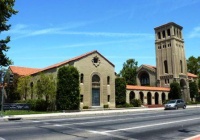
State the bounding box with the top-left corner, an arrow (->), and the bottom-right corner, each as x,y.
35,113 -> 185,127
31,112 -> 155,122
89,131 -> 137,140
103,117 -> 200,133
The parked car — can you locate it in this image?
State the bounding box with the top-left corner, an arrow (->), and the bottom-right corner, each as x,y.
164,99 -> 186,110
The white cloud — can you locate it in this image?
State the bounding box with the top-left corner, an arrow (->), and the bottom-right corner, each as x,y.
188,26 -> 200,38
4,23 -> 154,40
56,31 -> 153,38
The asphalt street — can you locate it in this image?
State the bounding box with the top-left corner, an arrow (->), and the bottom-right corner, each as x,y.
1,107 -> 200,140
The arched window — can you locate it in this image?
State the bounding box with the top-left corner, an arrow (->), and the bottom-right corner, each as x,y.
180,60 -> 183,73
80,73 -> 84,83
92,74 -> 100,88
164,60 -> 168,73
107,76 -> 110,85
139,72 -> 150,86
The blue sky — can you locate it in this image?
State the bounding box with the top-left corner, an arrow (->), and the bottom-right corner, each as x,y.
1,0 -> 200,73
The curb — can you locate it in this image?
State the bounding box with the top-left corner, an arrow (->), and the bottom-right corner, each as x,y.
1,105 -> 199,121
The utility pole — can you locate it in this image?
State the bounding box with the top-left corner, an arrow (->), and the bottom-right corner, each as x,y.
0,67 -> 4,117
0,67 -> 7,117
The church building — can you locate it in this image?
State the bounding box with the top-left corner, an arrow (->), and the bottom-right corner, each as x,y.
8,22 -> 198,109
126,22 -> 197,105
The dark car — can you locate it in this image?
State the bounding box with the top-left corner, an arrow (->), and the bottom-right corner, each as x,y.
164,99 -> 186,110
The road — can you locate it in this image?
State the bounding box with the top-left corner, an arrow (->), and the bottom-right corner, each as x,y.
1,108 -> 200,140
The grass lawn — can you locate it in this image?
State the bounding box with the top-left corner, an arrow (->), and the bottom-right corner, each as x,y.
2,110 -> 58,116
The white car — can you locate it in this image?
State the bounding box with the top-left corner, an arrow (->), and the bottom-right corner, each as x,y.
164,99 -> 186,110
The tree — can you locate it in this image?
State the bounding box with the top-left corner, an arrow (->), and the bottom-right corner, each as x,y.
17,76 -> 31,100
115,77 -> 126,106
198,73 -> 200,89
56,66 -> 80,110
119,59 -> 138,85
169,82 -> 181,99
189,81 -> 199,101
0,0 -> 18,67
5,73 -> 20,103
187,56 -> 200,75
35,73 -> 56,101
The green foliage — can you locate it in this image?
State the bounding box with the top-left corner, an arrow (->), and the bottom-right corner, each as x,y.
162,100 -> 169,104
187,56 -> 200,75
4,110 -> 58,115
115,77 -> 126,106
35,73 -> 56,101
130,99 -> 142,107
0,0 -> 18,67
169,82 -> 181,99
5,87 -> 21,103
56,66 -> 80,110
198,73 -> 200,89
119,59 -> 138,85
17,76 -> 31,100
5,73 -> 21,103
187,101 -> 200,105
16,99 -> 48,111
116,103 -> 133,108
103,104 -> 109,108
189,81 -> 199,99
83,106 -> 89,109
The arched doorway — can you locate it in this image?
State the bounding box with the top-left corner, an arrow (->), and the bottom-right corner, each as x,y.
129,91 -> 135,103
155,92 -> 159,104
162,92 -> 166,104
92,75 -> 100,106
139,92 -> 144,103
147,92 -> 152,105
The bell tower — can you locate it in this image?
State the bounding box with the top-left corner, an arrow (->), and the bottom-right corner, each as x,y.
154,22 -> 190,101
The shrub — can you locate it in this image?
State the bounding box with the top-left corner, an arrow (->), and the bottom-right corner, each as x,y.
116,103 -> 133,108
115,77 -> 126,106
124,103 -> 133,107
35,99 -> 48,111
56,66 -> 80,110
130,99 -> 142,107
162,100 -> 169,104
83,106 -> 89,109
16,99 -> 49,111
103,104 -> 109,108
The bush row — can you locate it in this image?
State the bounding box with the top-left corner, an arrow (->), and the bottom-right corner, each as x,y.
16,99 -> 54,111
116,99 -> 142,108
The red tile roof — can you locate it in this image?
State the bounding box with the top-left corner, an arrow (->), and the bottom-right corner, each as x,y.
127,85 -> 170,92
142,64 -> 197,78
30,50 -> 114,75
9,66 -> 41,76
187,72 -> 198,78
143,64 -> 156,70
10,50 -> 115,76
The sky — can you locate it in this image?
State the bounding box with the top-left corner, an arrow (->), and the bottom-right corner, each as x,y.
1,0 -> 200,73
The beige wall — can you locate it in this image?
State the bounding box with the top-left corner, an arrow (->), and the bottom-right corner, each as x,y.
126,90 -> 169,105
30,52 -> 116,109
74,52 -> 115,108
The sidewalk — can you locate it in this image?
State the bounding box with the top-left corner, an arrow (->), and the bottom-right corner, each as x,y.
1,105 -> 200,121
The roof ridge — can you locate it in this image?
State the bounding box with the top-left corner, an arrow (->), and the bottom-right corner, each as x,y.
10,65 -> 41,70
